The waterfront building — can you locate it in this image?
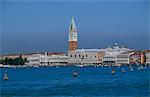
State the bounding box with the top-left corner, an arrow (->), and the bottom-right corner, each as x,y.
116,53 -> 130,65
68,49 -> 104,65
47,54 -> 68,66
68,44 -> 133,65
129,51 -> 147,64
28,53 -> 43,66
141,52 -> 146,64
68,16 -> 78,51
97,51 -> 105,64
145,50 -> 150,65
28,52 -> 68,66
129,53 -> 141,64
102,43 -> 133,65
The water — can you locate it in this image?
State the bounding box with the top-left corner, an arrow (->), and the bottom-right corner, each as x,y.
0,66 -> 150,97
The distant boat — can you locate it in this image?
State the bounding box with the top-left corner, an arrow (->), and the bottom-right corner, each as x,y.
137,66 -> 141,70
130,68 -> 133,72
140,66 -> 144,70
121,68 -> 126,73
3,71 -> 8,80
118,65 -> 120,68
72,71 -> 78,77
0,64 -> 3,68
138,66 -> 143,71
111,68 -> 115,74
76,65 -> 84,67
56,66 -> 59,68
144,66 -> 147,69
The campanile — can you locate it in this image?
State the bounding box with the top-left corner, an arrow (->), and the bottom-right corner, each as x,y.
68,16 -> 78,51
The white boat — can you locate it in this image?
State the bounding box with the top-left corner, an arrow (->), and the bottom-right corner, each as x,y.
3,71 -> 8,80
118,65 -> 120,68
0,64 -> 3,68
76,65 -> 84,67
72,71 -> 78,77
111,69 -> 115,74
140,66 -> 144,70
130,68 -> 133,72
138,67 -> 141,71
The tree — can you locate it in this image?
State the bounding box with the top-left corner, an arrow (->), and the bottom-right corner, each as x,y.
1,55 -> 29,65
0,59 -> 4,64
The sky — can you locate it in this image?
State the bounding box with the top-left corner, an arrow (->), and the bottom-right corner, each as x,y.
0,0 -> 149,54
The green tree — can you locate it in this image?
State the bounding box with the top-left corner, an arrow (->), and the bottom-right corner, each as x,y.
0,59 -> 4,64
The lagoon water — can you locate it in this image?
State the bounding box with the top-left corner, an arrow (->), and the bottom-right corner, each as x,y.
0,66 -> 150,97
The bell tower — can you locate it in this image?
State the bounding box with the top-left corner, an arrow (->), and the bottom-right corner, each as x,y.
68,16 -> 78,51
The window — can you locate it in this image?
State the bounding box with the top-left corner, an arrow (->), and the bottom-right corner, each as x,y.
79,54 -> 81,57
70,55 -> 72,57
75,55 -> 76,57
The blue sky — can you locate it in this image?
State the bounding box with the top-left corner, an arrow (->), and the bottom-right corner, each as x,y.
1,0 -> 149,54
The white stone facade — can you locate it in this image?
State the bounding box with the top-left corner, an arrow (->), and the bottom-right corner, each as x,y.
116,54 -> 130,64
47,55 -> 68,65
28,53 -> 68,66
102,44 -> 133,65
145,51 -> 150,64
28,54 -> 44,66
68,49 -> 103,65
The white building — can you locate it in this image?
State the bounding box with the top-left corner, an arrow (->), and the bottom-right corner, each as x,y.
145,51 -> 150,64
102,43 -> 133,65
68,49 -> 104,65
28,53 -> 44,66
68,44 -> 133,65
28,53 -> 68,66
48,55 -> 68,66
116,53 -> 130,65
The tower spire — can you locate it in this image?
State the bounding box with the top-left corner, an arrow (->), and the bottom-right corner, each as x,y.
70,16 -> 77,32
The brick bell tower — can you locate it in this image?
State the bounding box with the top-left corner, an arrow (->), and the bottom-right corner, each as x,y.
68,16 -> 78,51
